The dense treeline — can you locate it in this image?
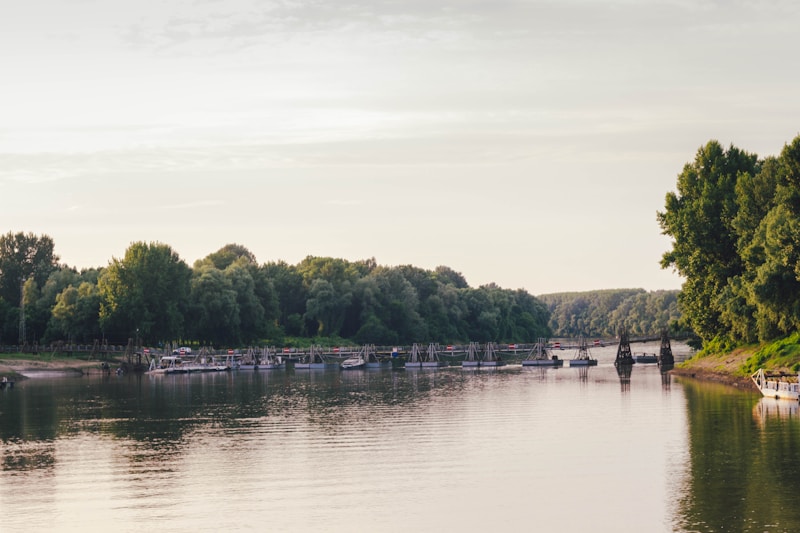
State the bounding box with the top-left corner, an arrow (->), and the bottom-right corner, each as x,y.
659,135 -> 800,349
539,289 -> 682,338
0,234 -> 551,347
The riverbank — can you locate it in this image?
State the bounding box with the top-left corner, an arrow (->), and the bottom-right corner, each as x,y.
0,354 -> 118,380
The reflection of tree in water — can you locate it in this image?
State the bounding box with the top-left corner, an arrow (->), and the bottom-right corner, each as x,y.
677,381 -> 800,531
2,440 -> 57,472
295,369 -> 469,433
0,369 -> 475,471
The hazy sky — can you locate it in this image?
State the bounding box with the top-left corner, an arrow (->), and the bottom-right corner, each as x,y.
3,0 -> 799,294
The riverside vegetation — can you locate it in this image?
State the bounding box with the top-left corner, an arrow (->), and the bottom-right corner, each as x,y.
0,234 -> 678,369
7,135 -> 800,383
661,135 -> 800,384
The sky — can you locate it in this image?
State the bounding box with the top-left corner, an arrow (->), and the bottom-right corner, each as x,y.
2,0 -> 799,295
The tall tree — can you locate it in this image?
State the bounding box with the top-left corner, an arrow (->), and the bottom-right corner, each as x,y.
657,141 -> 758,344
98,242 -> 191,344
196,243 -> 257,271
0,231 -> 59,306
187,263 -> 239,345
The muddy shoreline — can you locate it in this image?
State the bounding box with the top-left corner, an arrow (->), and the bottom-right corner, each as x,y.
0,357 -> 117,380
669,366 -> 757,391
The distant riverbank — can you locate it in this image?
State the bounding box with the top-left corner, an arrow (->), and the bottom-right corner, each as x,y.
0,354 -> 115,380
0,344 -> 783,394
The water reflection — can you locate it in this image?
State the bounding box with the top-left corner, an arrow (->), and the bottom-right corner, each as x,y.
616,363 -> 633,392
753,397 -> 800,427
2,362 -> 800,532
661,367 -> 673,391
676,379 -> 800,532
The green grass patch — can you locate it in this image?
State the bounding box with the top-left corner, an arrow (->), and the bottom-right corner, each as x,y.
0,351 -> 107,364
741,332 -> 800,375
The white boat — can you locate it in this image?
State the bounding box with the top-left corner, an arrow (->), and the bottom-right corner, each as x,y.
148,355 -> 182,374
751,369 -> 800,400
340,356 -> 366,370
569,337 -> 597,367
522,338 -> 563,367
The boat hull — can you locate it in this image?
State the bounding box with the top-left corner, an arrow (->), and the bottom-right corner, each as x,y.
240,364 -> 285,371
340,357 -> 366,370
522,360 -> 564,367
295,363 -> 339,370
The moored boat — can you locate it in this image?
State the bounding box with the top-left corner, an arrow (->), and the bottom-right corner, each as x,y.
634,353 -> 658,364
340,356 -> 366,370
751,369 -> 800,400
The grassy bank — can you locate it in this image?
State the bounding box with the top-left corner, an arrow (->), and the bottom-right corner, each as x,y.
672,332 -> 800,389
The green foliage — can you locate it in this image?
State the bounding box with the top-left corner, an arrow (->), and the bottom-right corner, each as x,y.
1,242 -> 552,347
657,141 -> 759,345
98,242 -> 192,344
0,231 -> 59,310
660,135 -> 800,350
741,332 -> 800,375
540,289 -> 681,337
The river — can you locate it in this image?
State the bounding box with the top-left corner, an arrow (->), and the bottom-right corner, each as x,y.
1,342 -> 799,532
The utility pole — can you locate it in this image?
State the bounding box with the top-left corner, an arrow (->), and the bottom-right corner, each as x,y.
18,277 -> 26,346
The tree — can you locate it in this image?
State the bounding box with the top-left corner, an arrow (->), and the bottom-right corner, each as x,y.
187,264 -> 239,345
0,231 -> 59,306
262,261 -> 307,336
225,258 -> 266,343
304,278 -> 352,337
98,242 -> 191,344
196,243 -> 257,271
657,141 -> 758,344
51,281 -> 102,343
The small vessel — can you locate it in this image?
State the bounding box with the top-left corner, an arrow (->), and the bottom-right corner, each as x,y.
569,337 -> 597,367
148,355 -> 182,374
751,369 -> 800,400
340,355 -> 366,370
634,352 -> 658,364
522,338 -> 563,367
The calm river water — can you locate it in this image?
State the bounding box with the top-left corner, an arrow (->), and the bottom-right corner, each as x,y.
2,342 -> 800,533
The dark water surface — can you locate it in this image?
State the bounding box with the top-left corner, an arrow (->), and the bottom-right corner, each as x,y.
2,343 -> 799,532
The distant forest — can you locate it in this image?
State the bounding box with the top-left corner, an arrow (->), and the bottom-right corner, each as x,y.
538,289 -> 682,338
0,232 -> 684,348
